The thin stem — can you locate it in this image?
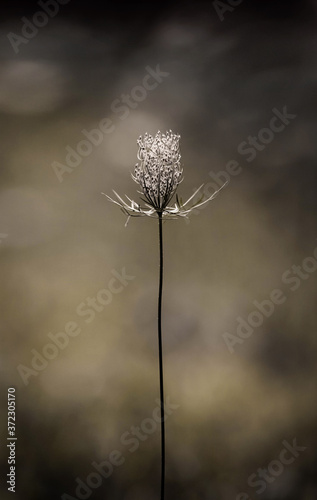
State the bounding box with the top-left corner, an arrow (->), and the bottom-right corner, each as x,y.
157,211 -> 165,500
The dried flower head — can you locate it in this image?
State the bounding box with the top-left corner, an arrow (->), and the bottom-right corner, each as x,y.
104,130 -> 226,224
132,131 -> 182,211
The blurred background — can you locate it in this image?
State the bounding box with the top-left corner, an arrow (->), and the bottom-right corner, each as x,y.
0,1 -> 317,498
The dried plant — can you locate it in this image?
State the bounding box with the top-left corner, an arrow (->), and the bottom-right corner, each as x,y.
105,130 -> 225,224
105,130 -> 226,500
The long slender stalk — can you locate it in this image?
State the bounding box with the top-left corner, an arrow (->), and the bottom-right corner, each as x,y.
157,211 -> 165,500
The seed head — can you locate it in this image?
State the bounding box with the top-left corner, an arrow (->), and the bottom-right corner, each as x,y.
104,130 -> 227,225
132,130 -> 183,211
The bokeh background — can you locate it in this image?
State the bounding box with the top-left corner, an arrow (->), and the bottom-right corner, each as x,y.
1,1 -> 317,499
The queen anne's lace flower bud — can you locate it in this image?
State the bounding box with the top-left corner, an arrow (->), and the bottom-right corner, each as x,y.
132,130 -> 183,211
